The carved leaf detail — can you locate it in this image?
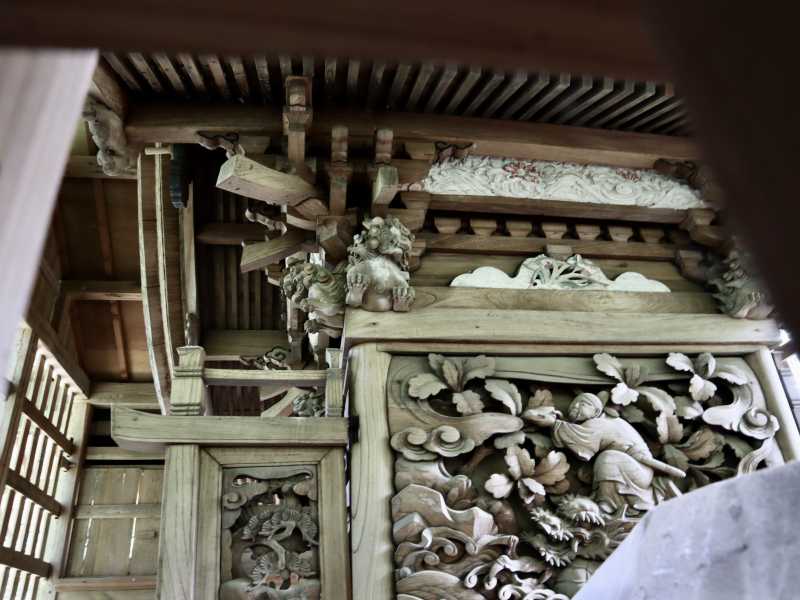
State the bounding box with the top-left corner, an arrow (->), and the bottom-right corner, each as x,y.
656,413 -> 684,444
666,352 -> 694,373
442,359 -> 462,391
677,428 -> 724,461
494,431 -> 526,449
485,379 -> 523,415
453,390 -> 485,415
593,353 -> 624,382
519,477 -> 546,503
428,353 -> 446,373
462,355 -> 496,384
637,386 -> 677,416
485,473 -> 514,499
662,444 -> 690,471
533,451 -> 570,486
621,405 -> 646,423
689,374 -> 717,402
610,382 -> 638,406
675,395 -> 704,419
695,353 -> 716,378
506,446 -> 536,479
408,373 -> 447,399
715,364 -> 749,386
724,434 -> 754,459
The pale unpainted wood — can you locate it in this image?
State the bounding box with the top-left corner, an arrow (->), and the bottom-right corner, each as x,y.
348,345 -> 394,600
343,309 -> 781,350
746,348 -> 800,462
193,449 -> 221,600
111,408 -> 349,451
375,341 -> 766,356
157,445 -> 200,600
203,368 -> 327,387
74,503 -> 161,520
138,154 -> 170,412
129,468 -> 163,577
240,230 -> 315,272
170,346 -> 208,416
86,382 -> 160,410
204,329 -> 288,361
180,184 -> 198,323
25,311 -> 90,395
61,280 -> 142,302
0,49 -> 96,378
318,448 -> 351,599
412,287 -> 717,314
155,154 -> 185,375
325,368 -> 345,417
216,154 -> 319,206
85,446 -> 164,461
204,447 -> 329,467
126,105 -> 700,168
56,582 -> 156,598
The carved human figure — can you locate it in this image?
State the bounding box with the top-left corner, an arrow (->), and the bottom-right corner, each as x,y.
527,393 -> 685,512
346,216 -> 415,312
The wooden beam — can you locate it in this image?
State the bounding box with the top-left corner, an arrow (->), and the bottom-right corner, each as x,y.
25,310 -> 90,395
0,49 -> 96,379
86,382 -> 160,410
6,469 -> 62,515
111,407 -> 348,450
74,503 -> 161,519
197,222 -> 266,245
203,368 -> 328,387
53,576 -> 157,591
413,287 -> 717,314
423,193 -> 691,224
85,446 -> 164,461
240,230 -> 315,273
0,546 -> 51,578
89,58 -> 128,118
65,155 -> 138,180
417,232 -> 680,261
204,329 -> 288,361
61,280 -> 142,301
21,400 -> 76,454
126,105 -> 700,168
371,164 -> 399,217
343,309 -> 781,349
138,153 -> 170,412
216,154 -> 320,206
180,183 -> 198,342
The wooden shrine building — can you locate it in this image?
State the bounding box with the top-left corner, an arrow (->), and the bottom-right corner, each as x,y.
1,39 -> 800,600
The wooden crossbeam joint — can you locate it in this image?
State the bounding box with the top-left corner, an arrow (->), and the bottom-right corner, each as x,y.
6,469 -> 62,515
21,400 -> 76,455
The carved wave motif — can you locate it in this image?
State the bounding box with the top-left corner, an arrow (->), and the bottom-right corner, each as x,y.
397,571 -> 486,600
703,383 -> 780,440
392,485 -> 497,541
422,155 -> 705,208
451,254 -> 671,293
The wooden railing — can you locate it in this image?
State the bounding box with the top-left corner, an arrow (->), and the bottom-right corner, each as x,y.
0,323 -> 89,599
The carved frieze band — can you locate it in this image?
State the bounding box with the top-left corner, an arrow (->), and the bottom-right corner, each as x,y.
388,352 -> 782,599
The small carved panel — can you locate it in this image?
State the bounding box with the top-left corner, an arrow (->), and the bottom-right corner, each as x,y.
220,466 -> 320,599
387,353 -> 783,599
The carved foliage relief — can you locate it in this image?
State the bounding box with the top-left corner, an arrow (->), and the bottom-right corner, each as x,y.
387,353 -> 782,599
220,466 -> 320,600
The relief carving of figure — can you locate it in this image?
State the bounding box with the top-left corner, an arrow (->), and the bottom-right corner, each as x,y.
346,216 -> 415,312
281,260 -> 347,337
528,393 -> 686,513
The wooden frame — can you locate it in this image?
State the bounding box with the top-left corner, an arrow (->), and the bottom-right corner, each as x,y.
158,445 -> 349,600
348,331 -> 800,600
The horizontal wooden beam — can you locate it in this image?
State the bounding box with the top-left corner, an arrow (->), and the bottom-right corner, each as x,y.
0,546 -> 51,578
54,575 -> 157,591
86,445 -> 164,461
86,382 -> 160,410
61,279 -> 142,301
203,368 -> 328,387
417,232 -> 679,260
204,329 -> 288,361
424,193 -> 690,224
413,287 -> 717,314
21,401 -> 76,454
343,308 -> 781,349
240,230 -> 315,272
74,502 -> 161,519
6,469 -> 62,515
64,155 -> 137,180
111,407 -> 349,450
126,105 -> 700,168
196,222 -> 265,245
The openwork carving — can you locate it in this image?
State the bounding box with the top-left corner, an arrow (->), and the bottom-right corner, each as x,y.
220,466 -> 320,600
451,254 -> 670,293
82,97 -> 137,177
346,215 -> 416,312
388,352 -> 783,598
422,155 -> 706,209
282,260 -> 347,338
709,250 -> 773,319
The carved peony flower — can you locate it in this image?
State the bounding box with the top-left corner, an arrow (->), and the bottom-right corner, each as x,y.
408,354 -> 496,415
665,352 -> 748,401
485,446 -> 569,505
592,353 -> 676,420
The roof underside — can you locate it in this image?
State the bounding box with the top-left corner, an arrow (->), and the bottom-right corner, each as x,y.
103,53 -> 690,137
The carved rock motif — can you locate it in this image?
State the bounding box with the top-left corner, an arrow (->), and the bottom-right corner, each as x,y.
451,254 -> 671,293
422,155 -> 705,209
220,468 -> 320,600
389,352 -> 782,598
346,216 -> 416,312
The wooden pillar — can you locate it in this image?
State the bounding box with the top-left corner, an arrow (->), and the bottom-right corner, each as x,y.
170,346 -> 209,415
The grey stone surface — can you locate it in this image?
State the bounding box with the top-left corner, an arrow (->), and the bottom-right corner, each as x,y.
574,460 -> 800,600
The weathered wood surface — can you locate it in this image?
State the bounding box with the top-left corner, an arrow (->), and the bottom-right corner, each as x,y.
343,309 -> 781,349
413,286 -> 717,314
65,154 -> 138,180
204,367 -> 327,386
85,446 -> 165,461
86,382 -> 160,410
126,105 -> 699,167
196,222 -> 265,245
319,447 -> 352,599
111,407 -> 349,449
349,344 -> 394,600
204,329 -> 288,361
61,279 -> 142,301
217,154 -> 319,206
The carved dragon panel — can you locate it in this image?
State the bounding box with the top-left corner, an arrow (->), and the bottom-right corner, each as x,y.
387,352 -> 783,599
220,466 -> 320,599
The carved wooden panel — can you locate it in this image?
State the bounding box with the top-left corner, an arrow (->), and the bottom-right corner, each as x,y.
386,352 -> 785,599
